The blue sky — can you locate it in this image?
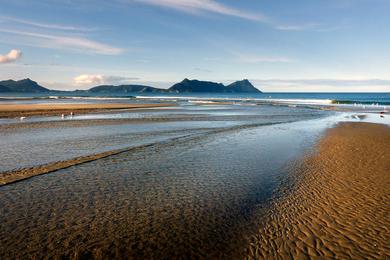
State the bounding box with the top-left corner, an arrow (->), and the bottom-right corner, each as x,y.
0,0 -> 390,92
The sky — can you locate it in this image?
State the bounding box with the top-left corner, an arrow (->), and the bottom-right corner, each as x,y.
0,0 -> 390,92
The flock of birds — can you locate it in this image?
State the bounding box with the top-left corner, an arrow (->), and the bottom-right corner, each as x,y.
20,112 -> 74,121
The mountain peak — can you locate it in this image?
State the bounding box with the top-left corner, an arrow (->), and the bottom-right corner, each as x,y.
20,78 -> 37,84
227,79 -> 261,93
0,79 -> 49,93
169,79 -> 226,93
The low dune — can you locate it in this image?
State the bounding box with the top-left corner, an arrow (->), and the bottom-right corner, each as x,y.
0,103 -> 174,118
248,122 -> 390,259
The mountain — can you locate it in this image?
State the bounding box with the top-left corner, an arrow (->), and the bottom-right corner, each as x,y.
0,78 -> 262,93
168,78 -> 261,93
226,79 -> 261,93
91,80 -> 261,93
88,84 -> 165,93
169,79 -> 226,93
0,79 -> 49,93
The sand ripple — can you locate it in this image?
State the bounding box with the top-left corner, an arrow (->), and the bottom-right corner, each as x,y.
248,122 -> 390,259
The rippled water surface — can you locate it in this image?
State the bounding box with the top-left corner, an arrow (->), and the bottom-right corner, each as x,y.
1,104 -> 336,258
0,104 -> 326,172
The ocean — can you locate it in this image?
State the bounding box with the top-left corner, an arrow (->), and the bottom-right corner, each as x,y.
1,92 -> 390,105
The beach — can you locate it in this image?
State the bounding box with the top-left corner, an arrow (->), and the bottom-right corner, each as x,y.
0,102 -> 330,259
0,103 -> 174,118
248,122 -> 390,259
0,99 -> 389,258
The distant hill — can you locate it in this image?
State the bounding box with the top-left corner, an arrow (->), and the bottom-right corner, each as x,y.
0,78 -> 262,94
169,79 -> 226,93
0,79 -> 49,93
168,79 -> 261,93
89,84 -> 165,93
226,79 -> 260,93
0,85 -> 11,92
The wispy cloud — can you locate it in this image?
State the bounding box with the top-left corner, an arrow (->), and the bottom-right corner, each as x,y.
275,24 -> 314,31
194,67 -> 213,73
233,52 -> 293,63
239,55 -> 292,63
132,0 -> 329,32
73,74 -> 139,86
0,29 -> 124,55
0,16 -> 97,31
133,0 -> 268,22
275,23 -> 342,32
0,49 -> 22,64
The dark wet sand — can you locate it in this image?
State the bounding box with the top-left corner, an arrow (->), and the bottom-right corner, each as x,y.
2,114 -> 388,259
0,103 -> 174,118
0,144 -> 147,186
0,133 -> 207,186
0,120 -> 316,259
248,122 -> 390,259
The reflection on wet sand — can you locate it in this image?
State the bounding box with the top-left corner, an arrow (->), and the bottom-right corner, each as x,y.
0,112 -> 325,258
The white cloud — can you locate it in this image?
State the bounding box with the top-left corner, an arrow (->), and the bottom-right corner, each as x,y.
0,16 -> 97,31
275,23 -> 342,32
0,49 -> 22,64
275,25 -> 312,31
134,0 -> 267,22
194,67 -> 213,73
73,74 -> 139,86
0,29 -> 124,55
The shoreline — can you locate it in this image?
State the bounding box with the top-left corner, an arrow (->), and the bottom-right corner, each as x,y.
247,122 -> 390,259
0,103 -> 174,118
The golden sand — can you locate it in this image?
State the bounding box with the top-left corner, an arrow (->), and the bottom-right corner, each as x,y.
0,103 -> 174,117
248,122 -> 390,259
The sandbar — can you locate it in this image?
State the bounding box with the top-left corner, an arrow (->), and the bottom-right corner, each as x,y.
0,103 -> 174,118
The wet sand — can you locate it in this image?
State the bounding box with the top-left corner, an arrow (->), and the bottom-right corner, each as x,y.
0,145 -> 144,186
1,104 -> 388,259
0,103 -> 174,117
248,122 -> 390,259
0,118 -> 322,259
0,133 -> 204,186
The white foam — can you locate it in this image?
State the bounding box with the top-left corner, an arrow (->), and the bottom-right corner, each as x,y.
135,95 -> 334,106
62,96 -> 132,100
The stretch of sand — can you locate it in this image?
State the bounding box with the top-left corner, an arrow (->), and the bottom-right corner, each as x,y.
0,147 -> 132,186
248,122 -> 390,259
0,103 -> 173,117
0,133 -> 195,186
